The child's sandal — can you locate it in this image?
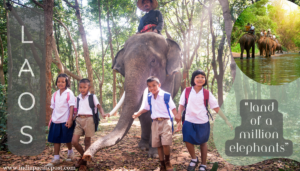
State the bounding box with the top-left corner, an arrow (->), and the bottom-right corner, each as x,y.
187,157 -> 199,171
198,164 -> 207,171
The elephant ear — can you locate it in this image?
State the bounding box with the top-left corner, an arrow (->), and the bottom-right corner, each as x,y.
112,48 -> 125,77
166,38 -> 182,76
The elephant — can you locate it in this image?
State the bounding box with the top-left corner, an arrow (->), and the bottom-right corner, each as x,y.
262,37 -> 274,57
276,43 -> 283,53
272,39 -> 277,55
256,33 -> 265,56
239,33 -> 256,59
82,32 -> 182,160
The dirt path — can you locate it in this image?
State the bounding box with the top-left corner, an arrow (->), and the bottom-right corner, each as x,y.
0,115 -> 299,170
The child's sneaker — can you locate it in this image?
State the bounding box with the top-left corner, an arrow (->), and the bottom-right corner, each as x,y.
45,158 -> 60,167
66,152 -> 75,162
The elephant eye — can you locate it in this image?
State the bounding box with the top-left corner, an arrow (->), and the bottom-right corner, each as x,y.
151,59 -> 155,63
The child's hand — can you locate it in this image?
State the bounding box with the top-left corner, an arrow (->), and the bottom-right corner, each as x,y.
65,119 -> 73,128
102,113 -> 110,119
226,120 -> 233,130
175,114 -> 181,123
132,113 -> 139,119
175,122 -> 182,133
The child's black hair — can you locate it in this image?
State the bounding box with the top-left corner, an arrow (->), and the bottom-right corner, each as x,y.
146,76 -> 160,85
79,78 -> 91,85
191,69 -> 207,87
55,73 -> 70,88
142,0 -> 153,3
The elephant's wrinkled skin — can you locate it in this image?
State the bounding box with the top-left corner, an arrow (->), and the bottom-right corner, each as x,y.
239,33 -> 256,59
85,33 -> 182,158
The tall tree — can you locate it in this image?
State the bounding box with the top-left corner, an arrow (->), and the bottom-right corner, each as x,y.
64,0 -> 95,93
106,1 -> 117,113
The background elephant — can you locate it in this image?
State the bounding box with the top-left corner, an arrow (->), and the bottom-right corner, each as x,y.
256,33 -> 265,56
262,37 -> 274,57
83,32 -> 182,160
276,43 -> 283,53
239,33 -> 256,59
272,39 -> 277,55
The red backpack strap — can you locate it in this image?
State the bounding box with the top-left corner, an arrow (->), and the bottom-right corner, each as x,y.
203,88 -> 213,121
185,87 -> 192,105
67,92 -> 70,102
203,88 -> 209,107
53,92 -> 57,102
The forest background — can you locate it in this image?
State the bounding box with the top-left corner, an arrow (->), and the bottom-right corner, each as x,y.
0,0 -> 299,156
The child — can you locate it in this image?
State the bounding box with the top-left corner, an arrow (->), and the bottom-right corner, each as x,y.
72,79 -> 109,168
137,0 -> 163,34
176,70 -> 232,171
132,76 -> 178,171
46,73 -> 76,167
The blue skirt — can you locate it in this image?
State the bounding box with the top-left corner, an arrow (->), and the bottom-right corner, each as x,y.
182,121 -> 210,145
48,121 -> 75,143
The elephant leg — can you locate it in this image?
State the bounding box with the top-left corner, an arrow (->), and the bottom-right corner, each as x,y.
240,44 -> 244,59
148,133 -> 159,158
138,111 -> 151,151
246,48 -> 250,58
252,44 -> 255,58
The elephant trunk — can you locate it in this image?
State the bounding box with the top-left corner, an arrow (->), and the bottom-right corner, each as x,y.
82,71 -> 147,161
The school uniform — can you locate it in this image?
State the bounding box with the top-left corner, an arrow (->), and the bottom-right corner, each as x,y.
179,87 -> 219,145
74,92 -> 100,137
48,88 -> 76,143
144,89 -> 176,147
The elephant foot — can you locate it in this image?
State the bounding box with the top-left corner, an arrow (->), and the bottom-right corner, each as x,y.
148,147 -> 159,158
138,139 -> 149,151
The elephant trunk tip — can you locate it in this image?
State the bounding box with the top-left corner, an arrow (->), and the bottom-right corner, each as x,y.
82,151 -> 92,161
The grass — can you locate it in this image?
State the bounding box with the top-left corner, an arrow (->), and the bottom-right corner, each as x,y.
231,43 -> 259,54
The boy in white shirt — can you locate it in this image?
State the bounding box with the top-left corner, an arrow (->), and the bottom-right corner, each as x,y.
72,79 -> 109,168
132,76 -> 178,171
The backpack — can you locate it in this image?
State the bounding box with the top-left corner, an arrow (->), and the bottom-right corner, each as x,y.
182,87 -> 213,124
48,91 -> 71,130
76,94 -> 100,132
148,92 -> 174,133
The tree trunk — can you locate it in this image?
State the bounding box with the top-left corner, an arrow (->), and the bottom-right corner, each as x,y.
64,0 -> 95,93
106,2 -> 117,115
0,36 -> 5,85
44,0 -> 54,125
218,0 -> 236,82
98,0 -> 105,106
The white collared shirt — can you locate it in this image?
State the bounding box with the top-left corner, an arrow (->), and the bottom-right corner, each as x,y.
50,88 -> 76,123
144,89 -> 176,119
75,92 -> 100,115
179,87 -> 219,124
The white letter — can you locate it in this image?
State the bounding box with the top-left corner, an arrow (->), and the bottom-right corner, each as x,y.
266,118 -> 272,125
18,59 -> 35,77
250,118 -> 257,125
20,126 -> 32,144
258,116 -> 261,125
18,92 -> 35,111
22,26 -> 33,43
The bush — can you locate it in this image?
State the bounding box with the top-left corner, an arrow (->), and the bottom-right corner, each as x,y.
0,84 -> 7,151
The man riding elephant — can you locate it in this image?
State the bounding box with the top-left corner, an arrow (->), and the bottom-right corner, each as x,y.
137,0 -> 163,34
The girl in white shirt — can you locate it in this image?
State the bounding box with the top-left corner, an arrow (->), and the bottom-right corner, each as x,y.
176,70 -> 232,171
46,74 -> 76,167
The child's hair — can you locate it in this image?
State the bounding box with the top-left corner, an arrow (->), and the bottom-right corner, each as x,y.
191,70 -> 207,87
142,0 -> 153,3
147,76 -> 160,84
79,78 -> 91,85
55,73 -> 70,88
